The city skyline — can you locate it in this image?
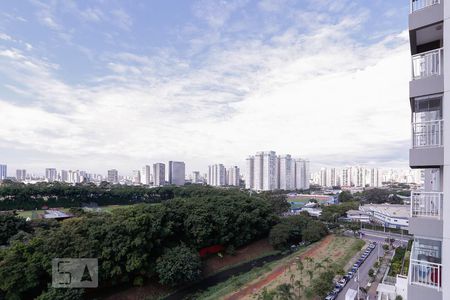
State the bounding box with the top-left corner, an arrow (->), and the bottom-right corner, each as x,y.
0,1 -> 411,173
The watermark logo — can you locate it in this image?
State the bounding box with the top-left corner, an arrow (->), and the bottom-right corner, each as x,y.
52,258 -> 98,288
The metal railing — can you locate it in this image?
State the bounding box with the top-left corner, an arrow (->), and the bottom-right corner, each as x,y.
411,191 -> 443,219
411,0 -> 440,13
412,48 -> 443,80
410,259 -> 442,290
412,119 -> 443,148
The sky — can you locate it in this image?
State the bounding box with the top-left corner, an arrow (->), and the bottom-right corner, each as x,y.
0,0 -> 411,176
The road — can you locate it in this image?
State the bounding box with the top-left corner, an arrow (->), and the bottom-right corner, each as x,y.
337,242 -> 383,300
360,229 -> 411,248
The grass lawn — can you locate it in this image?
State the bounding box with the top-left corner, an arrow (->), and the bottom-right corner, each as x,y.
196,235 -> 364,300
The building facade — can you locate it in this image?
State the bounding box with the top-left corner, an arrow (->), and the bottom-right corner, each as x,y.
16,169 -> 26,181
45,168 -> 57,182
141,165 -> 151,185
245,156 -> 255,189
279,155 -> 295,190
168,161 -> 185,186
208,164 -> 226,186
132,170 -> 141,184
0,164 -> 7,180
227,166 -> 240,186
107,169 -> 119,183
407,1 -> 447,299
153,163 -> 165,186
246,152 -> 310,191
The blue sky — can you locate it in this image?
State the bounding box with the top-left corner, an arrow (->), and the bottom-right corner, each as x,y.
0,0 -> 411,175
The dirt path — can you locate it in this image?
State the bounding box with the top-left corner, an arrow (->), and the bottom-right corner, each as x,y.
225,235 -> 334,300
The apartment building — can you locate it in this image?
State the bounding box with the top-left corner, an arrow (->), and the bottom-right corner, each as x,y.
152,163 -> 165,186
407,1 -> 447,299
246,151 -> 310,191
208,164 -> 226,186
168,161 -> 185,186
107,169 -> 119,183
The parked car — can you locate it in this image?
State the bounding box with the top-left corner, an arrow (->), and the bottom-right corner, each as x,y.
325,293 -> 337,300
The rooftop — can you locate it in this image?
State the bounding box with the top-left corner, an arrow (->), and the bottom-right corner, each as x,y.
360,204 -> 410,219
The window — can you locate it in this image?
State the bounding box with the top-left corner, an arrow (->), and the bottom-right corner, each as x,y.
412,94 -> 442,122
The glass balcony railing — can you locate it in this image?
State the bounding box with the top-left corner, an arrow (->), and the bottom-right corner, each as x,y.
412,48 -> 443,80
411,0 -> 440,13
412,119 -> 443,148
411,191 -> 443,219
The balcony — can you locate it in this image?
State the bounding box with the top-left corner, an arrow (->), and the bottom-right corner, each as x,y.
410,259 -> 442,290
412,48 -> 443,80
410,0 -> 440,13
409,240 -> 442,291
412,120 -> 443,149
411,191 -> 443,219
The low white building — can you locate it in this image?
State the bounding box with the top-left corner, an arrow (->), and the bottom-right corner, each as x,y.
346,210 -> 371,223
359,204 -> 409,230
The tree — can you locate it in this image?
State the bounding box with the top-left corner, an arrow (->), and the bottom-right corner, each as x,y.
0,213 -> 32,245
302,221 -> 328,243
156,245 -> 202,286
269,223 -> 292,250
338,191 -> 353,202
368,268 -> 375,278
311,270 -> 334,298
261,192 -> 291,215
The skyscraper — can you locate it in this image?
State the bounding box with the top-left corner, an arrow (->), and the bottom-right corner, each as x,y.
192,171 -> 201,184
141,165 -> 151,185
61,170 -> 68,182
45,168 -> 57,182
132,170 -> 141,184
107,169 -> 118,183
0,164 -> 6,180
16,169 -> 26,181
208,164 -> 226,186
245,156 -> 255,189
168,161 -> 185,186
227,166 -> 240,187
153,163 -> 165,186
407,2 -> 446,299
278,155 -> 295,190
294,158 -> 310,190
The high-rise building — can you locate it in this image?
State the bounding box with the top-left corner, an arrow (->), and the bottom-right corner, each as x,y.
341,168 -> 352,187
141,165 -> 151,185
278,155 -> 295,190
294,158 -> 310,190
168,161 -> 185,186
107,169 -> 118,183
0,164 -> 6,180
60,170 -> 68,182
247,152 -> 308,191
132,170 -> 141,184
192,171 -> 202,184
245,156 -> 255,189
45,168 -> 57,182
227,166 -> 240,187
153,163 -> 165,186
208,164 -> 226,186
407,2 -> 447,299
16,169 -> 26,181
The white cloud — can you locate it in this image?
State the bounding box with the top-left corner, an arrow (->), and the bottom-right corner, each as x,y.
0,5 -> 411,174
